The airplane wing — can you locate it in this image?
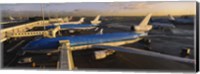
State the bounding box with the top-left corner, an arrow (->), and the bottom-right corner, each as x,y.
92,45 -> 195,64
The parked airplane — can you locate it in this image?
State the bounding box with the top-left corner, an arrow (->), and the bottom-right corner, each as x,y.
168,14 -> 194,25
0,16 -> 16,24
150,16 -> 176,30
9,16 -> 28,22
9,16 -> 15,21
59,16 -> 73,23
151,22 -> 176,30
22,14 -> 194,70
106,15 -> 176,30
1,16 -> 28,25
45,15 -> 101,32
54,17 -> 85,25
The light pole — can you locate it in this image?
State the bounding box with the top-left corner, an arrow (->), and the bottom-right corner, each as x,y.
41,4 -> 45,30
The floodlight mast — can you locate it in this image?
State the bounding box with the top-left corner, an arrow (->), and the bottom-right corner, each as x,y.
41,4 -> 45,30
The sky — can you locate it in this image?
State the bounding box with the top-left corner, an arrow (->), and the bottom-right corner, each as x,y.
0,1 -> 196,16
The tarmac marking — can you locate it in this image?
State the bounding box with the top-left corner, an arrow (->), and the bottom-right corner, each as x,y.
7,40 -> 26,52
5,56 -> 18,67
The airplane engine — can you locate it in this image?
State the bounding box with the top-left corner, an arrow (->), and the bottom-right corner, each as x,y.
143,38 -> 152,50
18,57 -> 32,64
94,49 -> 115,60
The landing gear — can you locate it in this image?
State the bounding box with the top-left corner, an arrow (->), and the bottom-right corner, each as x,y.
130,25 -> 135,31
146,45 -> 152,50
180,48 -> 191,58
142,38 -> 152,50
143,38 -> 151,44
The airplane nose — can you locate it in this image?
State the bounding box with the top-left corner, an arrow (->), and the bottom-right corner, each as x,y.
22,43 -> 35,50
22,45 -> 32,50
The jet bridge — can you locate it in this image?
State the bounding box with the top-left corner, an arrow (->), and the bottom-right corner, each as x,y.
0,18 -> 64,42
8,31 -> 49,38
58,40 -> 75,70
7,26 -> 61,38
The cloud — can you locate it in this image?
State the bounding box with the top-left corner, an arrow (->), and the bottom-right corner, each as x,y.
124,3 -> 153,9
68,9 -> 101,16
108,2 -> 156,10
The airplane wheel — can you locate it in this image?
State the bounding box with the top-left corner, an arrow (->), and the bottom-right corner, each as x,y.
130,26 -> 135,31
180,48 -> 191,57
143,38 -> 151,44
147,39 -> 151,44
143,38 -> 151,50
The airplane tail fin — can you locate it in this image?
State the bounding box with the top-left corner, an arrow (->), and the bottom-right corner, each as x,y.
95,28 -> 103,34
132,13 -> 153,33
9,16 -> 15,21
78,17 -> 85,23
69,16 -> 73,21
168,14 -> 175,21
64,17 -> 69,22
91,15 -> 101,25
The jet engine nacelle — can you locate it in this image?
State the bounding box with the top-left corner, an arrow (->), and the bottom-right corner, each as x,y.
94,49 -> 115,60
79,18 -> 85,23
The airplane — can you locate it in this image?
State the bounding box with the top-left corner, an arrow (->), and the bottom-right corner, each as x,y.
106,15 -> 176,31
63,16 -> 73,22
9,16 -> 15,21
1,16 -> 101,41
45,15 -> 101,33
150,16 -> 176,30
0,16 -> 16,24
1,16 -> 28,25
22,14 -> 195,70
68,16 -> 73,21
168,14 -> 194,25
53,17 -> 85,25
150,22 -> 176,30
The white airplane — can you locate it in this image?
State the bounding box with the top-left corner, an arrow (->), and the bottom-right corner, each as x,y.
9,16 -> 15,21
168,14 -> 194,25
0,16 -> 16,24
46,15 -> 101,33
150,15 -> 176,30
21,14 -> 194,70
1,16 -> 28,25
53,17 -> 85,25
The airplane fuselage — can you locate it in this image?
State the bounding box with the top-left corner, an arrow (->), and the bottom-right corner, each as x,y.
45,24 -> 97,30
150,19 -> 176,29
151,22 -> 176,29
22,32 -> 147,53
171,19 -> 194,25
